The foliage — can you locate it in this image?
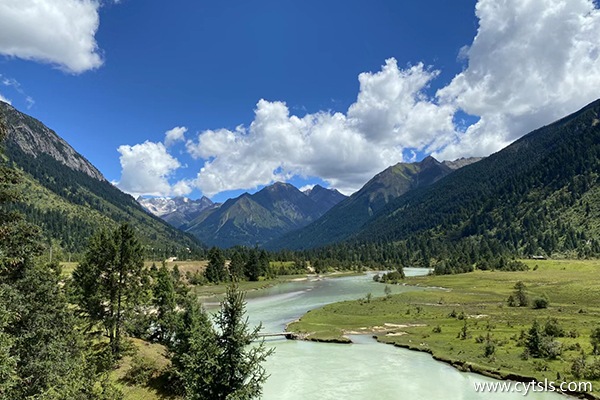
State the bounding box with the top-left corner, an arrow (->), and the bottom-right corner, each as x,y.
169,284 -> 273,400
532,295 -> 550,309
124,353 -> 160,386
374,268 -> 405,284
1,118 -> 119,398
72,223 -> 148,356
507,281 -> 529,307
591,327 -> 600,355
151,263 -> 184,343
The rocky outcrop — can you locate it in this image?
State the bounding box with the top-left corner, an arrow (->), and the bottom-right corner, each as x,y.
442,157 -> 484,170
1,102 -> 105,181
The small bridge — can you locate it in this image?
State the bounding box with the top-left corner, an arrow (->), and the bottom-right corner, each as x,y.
257,332 -> 294,339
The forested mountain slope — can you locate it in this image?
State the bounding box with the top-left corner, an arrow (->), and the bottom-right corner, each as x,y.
344,99 -> 600,270
268,156 -> 458,250
0,102 -> 203,258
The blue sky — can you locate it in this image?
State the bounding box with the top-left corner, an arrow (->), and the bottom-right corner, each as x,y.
1,0 -> 600,202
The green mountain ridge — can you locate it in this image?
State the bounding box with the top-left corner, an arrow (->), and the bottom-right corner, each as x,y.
0,102 -> 204,258
185,182 -> 347,248
268,155 -> 457,250
308,98 -> 600,269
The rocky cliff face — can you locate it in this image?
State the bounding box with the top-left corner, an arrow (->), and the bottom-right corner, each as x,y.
1,102 -> 105,181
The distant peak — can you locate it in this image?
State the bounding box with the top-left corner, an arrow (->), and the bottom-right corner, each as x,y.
419,155 -> 440,165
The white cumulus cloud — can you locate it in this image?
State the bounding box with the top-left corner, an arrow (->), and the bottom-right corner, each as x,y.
186,59 -> 454,196
116,141 -> 187,197
164,126 -> 188,147
435,0 -> 600,159
0,0 -> 103,73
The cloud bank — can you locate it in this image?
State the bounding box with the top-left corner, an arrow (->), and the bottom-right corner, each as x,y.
0,0 -> 103,73
119,0 -> 600,198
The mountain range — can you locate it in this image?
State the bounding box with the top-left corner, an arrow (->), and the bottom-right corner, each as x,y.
268,155 -> 471,249
0,101 -> 203,258
181,182 -> 346,248
138,156 -> 481,249
283,99 -> 600,267
5,96 -> 599,263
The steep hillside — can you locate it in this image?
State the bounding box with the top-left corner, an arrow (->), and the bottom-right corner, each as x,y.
0,102 -> 203,257
269,156 -> 455,250
348,99 -> 600,268
186,182 -> 347,247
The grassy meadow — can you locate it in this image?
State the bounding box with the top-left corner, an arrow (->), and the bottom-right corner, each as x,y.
288,259 -> 600,397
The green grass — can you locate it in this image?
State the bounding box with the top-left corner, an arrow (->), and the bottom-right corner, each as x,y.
111,338 -> 177,400
288,260 -> 600,397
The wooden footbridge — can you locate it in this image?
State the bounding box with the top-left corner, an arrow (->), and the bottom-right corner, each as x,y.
257,332 -> 295,339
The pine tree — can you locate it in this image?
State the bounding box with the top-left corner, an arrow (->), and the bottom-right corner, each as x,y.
205,247 -> 227,283
244,249 -> 261,282
525,320 -> 544,358
169,295 -> 218,398
73,223 -> 147,357
152,263 -> 179,343
229,250 -> 246,280
170,284 -> 273,399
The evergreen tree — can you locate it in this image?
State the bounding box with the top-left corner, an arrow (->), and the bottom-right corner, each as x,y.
229,250 -> 246,280
72,223 -> 147,357
244,250 -> 261,282
152,263 -> 179,343
169,295 -> 218,398
525,320 -> 544,358
214,283 -> 273,399
205,247 -> 227,283
507,281 -> 529,307
170,284 -> 273,400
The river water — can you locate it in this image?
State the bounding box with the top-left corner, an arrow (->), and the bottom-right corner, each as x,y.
233,269 -> 565,399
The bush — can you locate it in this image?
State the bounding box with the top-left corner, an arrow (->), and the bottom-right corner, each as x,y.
544,318 -> 564,337
541,337 -> 562,359
483,340 -> 496,358
507,281 -> 529,307
124,354 -> 160,386
378,270 -> 405,284
532,295 -> 549,309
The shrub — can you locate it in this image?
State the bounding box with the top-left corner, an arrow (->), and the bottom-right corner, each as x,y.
483,337 -> 496,358
544,318 -> 565,337
124,354 -> 160,385
532,296 -> 549,309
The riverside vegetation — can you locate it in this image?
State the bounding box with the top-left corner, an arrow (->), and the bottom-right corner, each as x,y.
288,259 -> 600,398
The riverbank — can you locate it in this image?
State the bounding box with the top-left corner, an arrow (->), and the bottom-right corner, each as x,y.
286,260 -> 600,399
192,270 -> 366,299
